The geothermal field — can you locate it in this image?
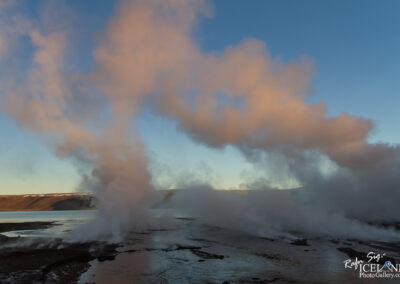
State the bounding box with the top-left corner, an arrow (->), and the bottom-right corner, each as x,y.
0,0 -> 399,283
0,191 -> 399,283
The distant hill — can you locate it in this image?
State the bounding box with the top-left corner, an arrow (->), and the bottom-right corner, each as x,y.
0,193 -> 96,211
0,189 -> 302,211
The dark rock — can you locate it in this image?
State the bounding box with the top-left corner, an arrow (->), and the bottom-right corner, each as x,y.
0,240 -> 119,283
290,239 -> 309,246
190,249 -> 224,260
256,253 -> 287,262
175,244 -> 202,250
97,254 -> 116,262
0,222 -> 56,233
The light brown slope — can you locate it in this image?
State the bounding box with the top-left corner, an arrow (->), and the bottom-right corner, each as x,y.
0,193 -> 95,211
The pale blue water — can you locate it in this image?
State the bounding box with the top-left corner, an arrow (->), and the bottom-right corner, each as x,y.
0,210 -> 96,223
0,210 -> 96,238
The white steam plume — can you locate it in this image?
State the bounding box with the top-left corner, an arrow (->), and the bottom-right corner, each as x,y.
0,0 -> 399,240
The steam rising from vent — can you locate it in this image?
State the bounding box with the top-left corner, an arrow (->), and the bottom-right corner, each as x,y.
0,0 -> 399,241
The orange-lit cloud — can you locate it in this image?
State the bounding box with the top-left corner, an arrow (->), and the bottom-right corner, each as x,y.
93,0 -> 388,171
0,0 -> 399,240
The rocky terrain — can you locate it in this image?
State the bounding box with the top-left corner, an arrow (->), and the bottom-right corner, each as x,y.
0,223 -> 118,284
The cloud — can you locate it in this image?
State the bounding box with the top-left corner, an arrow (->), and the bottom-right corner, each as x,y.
0,0 -> 399,241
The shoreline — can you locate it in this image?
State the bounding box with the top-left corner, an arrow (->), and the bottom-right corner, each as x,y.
0,221 -> 118,283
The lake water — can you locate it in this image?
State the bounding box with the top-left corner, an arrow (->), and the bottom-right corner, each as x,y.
0,210 -> 96,223
0,210 -> 96,238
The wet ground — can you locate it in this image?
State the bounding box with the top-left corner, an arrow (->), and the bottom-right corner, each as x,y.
79,217 -> 400,284
0,222 -> 118,283
0,214 -> 399,283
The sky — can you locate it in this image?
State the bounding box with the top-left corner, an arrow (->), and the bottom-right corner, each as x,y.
0,0 -> 399,194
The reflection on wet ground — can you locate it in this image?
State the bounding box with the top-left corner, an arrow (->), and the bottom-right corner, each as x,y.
0,211 -> 398,283
79,217 -> 400,283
